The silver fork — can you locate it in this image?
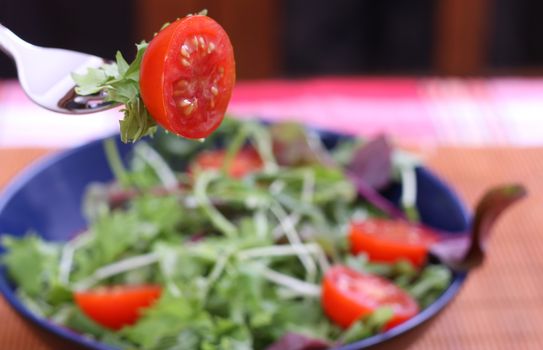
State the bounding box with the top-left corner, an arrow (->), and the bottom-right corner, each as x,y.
0,24 -> 119,114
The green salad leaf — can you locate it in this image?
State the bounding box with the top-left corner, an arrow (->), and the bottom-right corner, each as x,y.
2,235 -> 61,298
72,42 -> 157,143
339,307 -> 394,344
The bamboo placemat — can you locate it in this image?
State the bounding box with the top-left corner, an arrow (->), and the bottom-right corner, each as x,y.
0,147 -> 541,350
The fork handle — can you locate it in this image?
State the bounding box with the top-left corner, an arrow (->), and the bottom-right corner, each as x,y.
0,24 -> 32,60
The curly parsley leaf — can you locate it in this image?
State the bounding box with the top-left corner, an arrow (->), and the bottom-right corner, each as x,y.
339,307 -> 394,344
72,42 -> 157,143
1,234 -> 61,298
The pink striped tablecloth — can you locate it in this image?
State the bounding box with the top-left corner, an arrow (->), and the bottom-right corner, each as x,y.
1,77 -> 542,147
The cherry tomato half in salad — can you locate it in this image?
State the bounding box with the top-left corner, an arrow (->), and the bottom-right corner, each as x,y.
322,266 -> 419,330
191,148 -> 263,178
349,219 -> 438,268
74,285 -> 162,330
140,15 -> 235,139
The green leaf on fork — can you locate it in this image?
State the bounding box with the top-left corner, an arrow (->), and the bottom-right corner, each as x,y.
72,42 -> 157,143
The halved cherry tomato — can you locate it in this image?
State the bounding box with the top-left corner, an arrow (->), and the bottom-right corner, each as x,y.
322,265 -> 418,330
191,147 -> 263,178
140,15 -> 235,139
349,219 -> 438,268
74,285 -> 162,330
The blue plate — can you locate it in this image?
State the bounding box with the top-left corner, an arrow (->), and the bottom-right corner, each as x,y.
0,132 -> 469,350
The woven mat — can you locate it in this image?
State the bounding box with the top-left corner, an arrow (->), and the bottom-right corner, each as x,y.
0,147 -> 541,350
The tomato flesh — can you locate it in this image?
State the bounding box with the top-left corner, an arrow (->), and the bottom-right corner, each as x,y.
191,148 -> 263,178
322,266 -> 418,329
140,15 -> 235,139
349,219 -> 438,268
74,285 -> 162,330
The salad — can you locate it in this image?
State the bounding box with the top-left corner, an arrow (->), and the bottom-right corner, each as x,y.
1,118 -> 456,350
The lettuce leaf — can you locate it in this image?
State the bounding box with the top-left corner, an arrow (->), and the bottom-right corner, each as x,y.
72,42 -> 157,143
1,235 -> 61,297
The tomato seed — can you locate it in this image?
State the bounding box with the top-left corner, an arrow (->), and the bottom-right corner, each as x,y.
198,36 -> 206,49
183,99 -> 198,115
207,42 -> 216,54
175,80 -> 188,89
179,99 -> 192,107
181,44 -> 191,58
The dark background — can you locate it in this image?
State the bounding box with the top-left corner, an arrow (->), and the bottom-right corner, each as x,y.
1,0 -> 542,80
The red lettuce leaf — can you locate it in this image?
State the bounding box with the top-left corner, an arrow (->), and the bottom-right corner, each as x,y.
346,135 -> 404,219
348,176 -> 406,219
266,333 -> 330,350
270,122 -> 335,167
346,134 -> 392,190
431,184 -> 527,270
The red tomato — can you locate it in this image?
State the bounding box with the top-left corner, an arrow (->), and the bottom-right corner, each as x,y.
322,266 -> 418,329
74,285 -> 162,330
140,15 -> 235,139
349,219 -> 438,268
191,148 -> 263,178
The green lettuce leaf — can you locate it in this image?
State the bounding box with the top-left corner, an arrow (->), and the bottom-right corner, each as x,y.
339,307 -> 394,344
72,42 -> 157,143
1,234 -> 61,297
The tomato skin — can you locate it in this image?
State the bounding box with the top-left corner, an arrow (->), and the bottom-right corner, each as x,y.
349,219 -> 438,268
74,285 -> 162,330
139,20 -> 178,133
191,148 -> 263,178
322,266 -> 419,330
140,15 -> 235,139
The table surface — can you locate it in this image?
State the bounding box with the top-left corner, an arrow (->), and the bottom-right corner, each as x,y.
1,78 -> 543,349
